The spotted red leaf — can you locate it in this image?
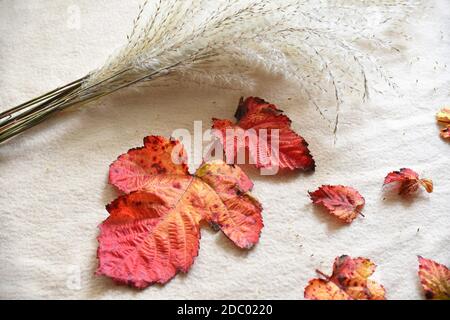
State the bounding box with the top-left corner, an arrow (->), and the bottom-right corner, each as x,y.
211,97 -> 315,171
308,185 -> 365,224
97,136 -> 263,288
437,108 -> 450,140
304,255 -> 386,300
418,256 -> 450,300
383,168 -> 433,196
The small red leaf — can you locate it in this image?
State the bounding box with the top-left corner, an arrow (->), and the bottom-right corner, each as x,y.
383,168 -> 433,196
212,97 -> 315,171
98,136 -> 263,288
418,256 -> 450,300
308,185 -> 365,224
195,161 -> 263,248
304,255 -> 386,300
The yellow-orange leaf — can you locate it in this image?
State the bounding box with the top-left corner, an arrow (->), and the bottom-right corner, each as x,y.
418,256 -> 450,300
304,255 -> 386,300
441,125 -> 450,140
436,108 -> 450,124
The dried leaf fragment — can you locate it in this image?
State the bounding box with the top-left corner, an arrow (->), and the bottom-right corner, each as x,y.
436,108 -> 450,140
436,108 -> 450,124
440,126 -> 450,139
308,185 -> 365,224
304,279 -> 352,300
212,97 -> 315,171
97,136 -> 263,288
109,136 -> 189,193
383,168 -> 433,195
304,255 -> 386,300
418,256 -> 450,300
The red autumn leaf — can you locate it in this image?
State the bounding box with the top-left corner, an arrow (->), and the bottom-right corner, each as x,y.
97,136 -> 263,288
418,256 -> 450,300
211,97 -> 315,171
308,185 -> 365,224
304,255 -> 386,300
383,168 -> 433,196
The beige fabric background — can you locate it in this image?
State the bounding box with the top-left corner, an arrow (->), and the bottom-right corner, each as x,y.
0,0 -> 449,299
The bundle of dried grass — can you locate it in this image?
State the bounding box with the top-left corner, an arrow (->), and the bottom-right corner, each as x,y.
0,0 -> 420,144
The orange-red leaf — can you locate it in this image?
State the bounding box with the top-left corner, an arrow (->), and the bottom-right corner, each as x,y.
304,255 -> 386,300
308,185 -> 365,224
383,168 -> 433,195
195,162 -> 263,248
418,256 -> 450,300
97,136 -> 263,288
212,97 -> 315,171
304,279 -> 352,300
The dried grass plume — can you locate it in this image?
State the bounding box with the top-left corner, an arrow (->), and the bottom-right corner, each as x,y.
0,0 -> 421,143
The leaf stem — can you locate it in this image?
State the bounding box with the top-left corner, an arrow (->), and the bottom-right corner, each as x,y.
316,269 -> 331,280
